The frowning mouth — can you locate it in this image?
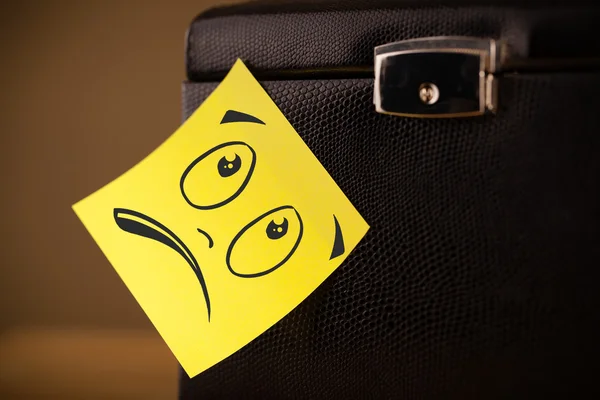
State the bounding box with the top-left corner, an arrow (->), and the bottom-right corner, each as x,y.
113,208 -> 211,321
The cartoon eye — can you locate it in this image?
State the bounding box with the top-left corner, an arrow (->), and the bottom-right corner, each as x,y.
180,142 -> 256,210
226,206 -> 303,278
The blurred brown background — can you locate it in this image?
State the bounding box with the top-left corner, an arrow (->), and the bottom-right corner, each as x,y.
0,0 -> 242,398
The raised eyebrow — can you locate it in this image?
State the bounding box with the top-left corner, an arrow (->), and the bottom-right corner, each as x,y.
220,110 -> 265,125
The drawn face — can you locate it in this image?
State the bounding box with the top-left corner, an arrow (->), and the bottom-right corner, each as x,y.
73,60 -> 369,377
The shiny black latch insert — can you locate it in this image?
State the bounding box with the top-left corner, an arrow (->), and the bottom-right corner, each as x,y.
374,37 -> 502,118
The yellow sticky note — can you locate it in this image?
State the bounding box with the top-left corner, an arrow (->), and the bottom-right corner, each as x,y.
73,59 -> 369,377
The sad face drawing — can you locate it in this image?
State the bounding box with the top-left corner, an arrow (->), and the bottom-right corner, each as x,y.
114,109 -> 347,321
73,60 -> 369,377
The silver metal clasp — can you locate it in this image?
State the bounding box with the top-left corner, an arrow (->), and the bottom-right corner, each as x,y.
374,37 -> 503,118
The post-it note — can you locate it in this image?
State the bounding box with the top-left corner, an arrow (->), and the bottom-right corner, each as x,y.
73,59 -> 369,377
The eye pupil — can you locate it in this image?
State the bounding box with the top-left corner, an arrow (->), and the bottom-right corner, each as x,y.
266,218 -> 288,240
218,154 -> 241,178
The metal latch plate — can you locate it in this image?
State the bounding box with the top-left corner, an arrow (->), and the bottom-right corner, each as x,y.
374,37 -> 500,118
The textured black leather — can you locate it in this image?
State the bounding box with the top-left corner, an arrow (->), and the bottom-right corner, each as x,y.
186,1 -> 600,80
179,74 -> 600,399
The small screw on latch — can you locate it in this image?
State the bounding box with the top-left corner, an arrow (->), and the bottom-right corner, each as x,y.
419,83 -> 439,105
